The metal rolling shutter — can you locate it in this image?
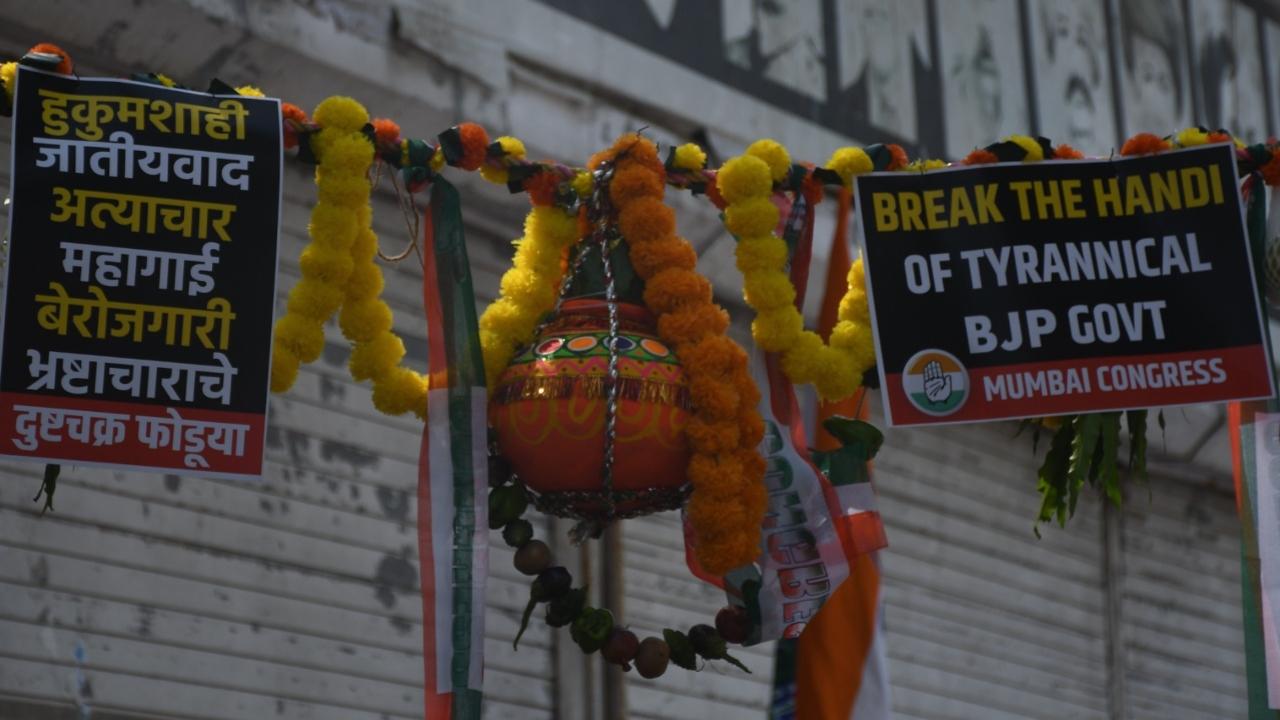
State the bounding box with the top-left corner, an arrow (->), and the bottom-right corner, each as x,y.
874,421 -> 1111,720
1119,471 -> 1246,718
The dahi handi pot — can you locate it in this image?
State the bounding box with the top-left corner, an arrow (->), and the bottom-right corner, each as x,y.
488,299 -> 691,521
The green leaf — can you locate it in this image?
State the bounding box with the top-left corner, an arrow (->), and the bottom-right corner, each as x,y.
1035,420 -> 1075,531
821,417 -> 884,460
721,650 -> 751,673
1126,410 -> 1148,481
33,463 -> 59,514
570,608 -> 614,654
1067,414 -> 1102,518
513,596 -> 537,650
663,629 -> 699,671
1099,413 -> 1122,506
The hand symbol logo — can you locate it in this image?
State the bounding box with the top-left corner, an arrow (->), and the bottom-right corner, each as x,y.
904,349 -> 968,418
922,360 -> 952,405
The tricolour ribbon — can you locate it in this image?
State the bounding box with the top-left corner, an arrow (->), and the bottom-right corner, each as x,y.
419,177 -> 487,719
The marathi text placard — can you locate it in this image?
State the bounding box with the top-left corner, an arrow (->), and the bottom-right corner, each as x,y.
0,68 -> 282,476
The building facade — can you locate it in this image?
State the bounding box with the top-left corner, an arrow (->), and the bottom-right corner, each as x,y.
0,1 -> 1272,718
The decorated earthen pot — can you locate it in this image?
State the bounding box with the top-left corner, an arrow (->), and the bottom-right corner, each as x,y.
488,299 -> 691,520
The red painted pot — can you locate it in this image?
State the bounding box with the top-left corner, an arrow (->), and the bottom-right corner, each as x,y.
488,299 -> 690,520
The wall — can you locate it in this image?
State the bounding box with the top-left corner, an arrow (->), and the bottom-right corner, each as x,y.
0,1 -> 1261,718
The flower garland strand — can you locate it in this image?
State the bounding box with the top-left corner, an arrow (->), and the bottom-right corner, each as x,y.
717,140 -> 881,401
270,96 -> 428,417
477,203 -> 581,391
595,134 -> 766,575
270,96 -> 372,393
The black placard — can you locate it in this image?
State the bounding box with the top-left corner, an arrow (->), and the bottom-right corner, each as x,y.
855,144 -> 1272,426
0,68 -> 282,476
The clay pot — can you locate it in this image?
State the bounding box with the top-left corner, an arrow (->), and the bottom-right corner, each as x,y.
488,299 -> 690,520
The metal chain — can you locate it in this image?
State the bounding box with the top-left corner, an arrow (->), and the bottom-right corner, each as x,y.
591,164 -> 622,525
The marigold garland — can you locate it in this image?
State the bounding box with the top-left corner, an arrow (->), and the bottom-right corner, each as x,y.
270,96 -> 428,417
597,134 -> 765,576
717,142 -> 877,401
477,203 -> 581,391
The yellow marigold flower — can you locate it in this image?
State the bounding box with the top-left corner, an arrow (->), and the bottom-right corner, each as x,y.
349,333 -> 406,382
479,135 -> 526,185
717,155 -> 773,203
270,345 -> 299,393
274,314 -> 326,363
312,96 -> 368,133
1176,126 -> 1210,147
1006,134 -> 1043,162
751,306 -> 805,351
746,139 -> 791,181
907,158 -> 948,172
673,143 -> 707,171
430,147 -> 446,172
734,235 -> 789,272
724,196 -> 780,237
742,270 -> 797,310
236,85 -> 266,97
572,171 -> 594,198
0,62 -> 16,103
813,347 -> 863,400
826,147 -> 873,187
339,298 -> 394,343
286,279 -> 345,322
154,73 -> 177,88
373,367 -> 428,417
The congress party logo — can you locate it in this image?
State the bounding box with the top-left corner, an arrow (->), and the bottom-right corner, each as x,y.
902,349 -> 968,417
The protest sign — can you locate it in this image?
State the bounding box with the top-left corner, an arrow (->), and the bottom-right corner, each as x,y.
0,67 -> 282,477
856,144 -> 1272,426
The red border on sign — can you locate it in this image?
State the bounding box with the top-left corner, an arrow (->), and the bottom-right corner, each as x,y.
884,345 -> 1272,426
0,391 -> 265,477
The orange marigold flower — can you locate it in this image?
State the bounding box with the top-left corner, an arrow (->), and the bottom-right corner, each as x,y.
1053,144 -> 1085,160
886,144 -> 909,170
680,335 -> 748,376
688,376 -> 741,420
1120,133 -> 1170,156
1207,131 -> 1233,144
281,103 -> 309,150
371,118 -> 401,146
643,267 -> 712,314
738,407 -> 765,448
524,171 -> 561,207
609,164 -> 665,204
962,149 -> 1000,165
704,172 -> 729,210
30,43 -> 72,74
687,452 -> 747,492
629,238 -> 697,276
734,370 -> 761,408
656,304 -> 730,345
684,417 -> 741,454
617,197 -> 677,245
686,492 -> 751,539
456,122 -> 489,171
1261,151 -> 1280,186
590,134 -> 665,175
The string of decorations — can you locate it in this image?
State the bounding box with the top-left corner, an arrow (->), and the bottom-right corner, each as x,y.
592,134 -> 766,575
8,42 -> 1280,539
488,454 -> 751,679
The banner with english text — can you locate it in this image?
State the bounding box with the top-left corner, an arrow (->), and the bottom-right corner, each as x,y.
0,68 -> 282,477
855,143 -> 1272,426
